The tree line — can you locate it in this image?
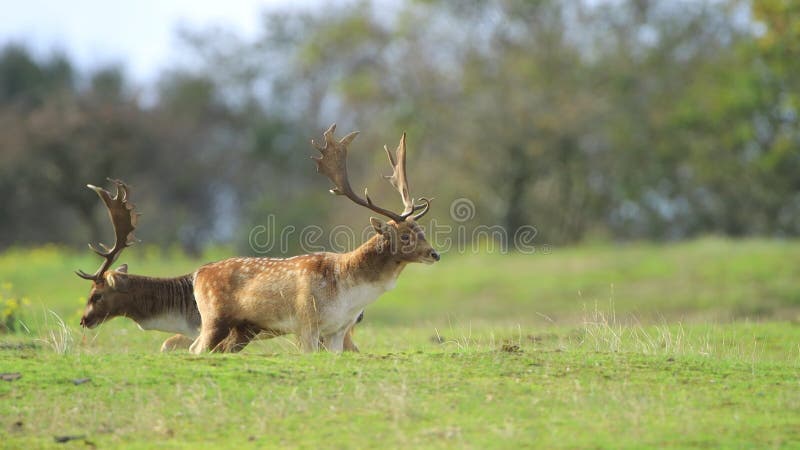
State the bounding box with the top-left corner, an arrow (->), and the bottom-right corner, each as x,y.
0,0 -> 797,252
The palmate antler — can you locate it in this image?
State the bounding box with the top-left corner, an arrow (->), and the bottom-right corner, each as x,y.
383,131 -> 431,219
311,123 -> 430,222
75,179 -> 139,281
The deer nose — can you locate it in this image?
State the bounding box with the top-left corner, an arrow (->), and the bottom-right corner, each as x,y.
79,316 -> 86,327
430,250 -> 440,261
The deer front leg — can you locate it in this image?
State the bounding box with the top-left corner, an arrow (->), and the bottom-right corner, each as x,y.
298,328 -> 320,353
343,310 -> 364,352
295,288 -> 321,353
160,334 -> 193,352
324,330 -> 346,353
318,327 -> 357,352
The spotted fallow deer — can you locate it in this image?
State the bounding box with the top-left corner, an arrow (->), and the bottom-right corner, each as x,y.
76,180 -> 363,352
190,124 -> 439,354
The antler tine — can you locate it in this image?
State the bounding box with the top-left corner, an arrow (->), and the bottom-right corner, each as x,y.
383,132 -> 432,220
75,269 -> 96,280
311,123 -> 406,222
412,197 -> 432,220
75,179 -> 139,281
88,243 -> 108,257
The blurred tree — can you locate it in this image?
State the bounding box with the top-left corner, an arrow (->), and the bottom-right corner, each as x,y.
0,47 -> 239,250
0,0 -> 797,250
448,1 -> 605,241
0,44 -> 73,107
659,0 -> 800,237
748,0 -> 800,234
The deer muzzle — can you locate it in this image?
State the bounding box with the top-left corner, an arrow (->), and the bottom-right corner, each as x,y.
79,315 -> 96,329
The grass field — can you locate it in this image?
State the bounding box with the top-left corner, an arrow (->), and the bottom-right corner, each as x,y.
1,238 -> 799,448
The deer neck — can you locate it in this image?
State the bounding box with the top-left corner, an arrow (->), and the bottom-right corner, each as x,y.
338,234 -> 406,290
113,274 -> 200,336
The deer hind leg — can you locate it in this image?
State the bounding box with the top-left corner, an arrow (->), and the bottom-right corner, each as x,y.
217,323 -> 260,353
190,319 -> 231,354
160,334 -> 193,353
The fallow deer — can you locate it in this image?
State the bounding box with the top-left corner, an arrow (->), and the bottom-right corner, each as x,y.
190,124 -> 439,353
76,179 -> 363,352
76,180 -> 201,352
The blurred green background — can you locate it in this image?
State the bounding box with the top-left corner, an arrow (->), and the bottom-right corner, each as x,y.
0,0 -> 797,253
0,0 -> 798,328
2,238 -> 798,334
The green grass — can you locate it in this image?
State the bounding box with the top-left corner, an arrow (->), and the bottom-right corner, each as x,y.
1,238 -> 800,448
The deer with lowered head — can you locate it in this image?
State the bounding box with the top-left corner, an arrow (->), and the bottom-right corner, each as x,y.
76,179 -> 201,352
190,124 -> 439,353
77,179 -> 364,352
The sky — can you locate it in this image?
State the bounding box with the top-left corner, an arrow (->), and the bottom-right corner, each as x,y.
0,0 -> 304,83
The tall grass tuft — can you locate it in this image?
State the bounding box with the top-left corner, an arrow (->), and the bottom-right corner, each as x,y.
37,310 -> 75,354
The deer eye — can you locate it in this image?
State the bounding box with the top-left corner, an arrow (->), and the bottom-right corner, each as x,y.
400,234 -> 411,243
90,294 -> 102,303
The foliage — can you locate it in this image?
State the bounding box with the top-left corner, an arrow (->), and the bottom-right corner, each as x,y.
0,282 -> 28,333
0,0 -> 798,249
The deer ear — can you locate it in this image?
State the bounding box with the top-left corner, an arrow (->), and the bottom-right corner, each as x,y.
106,272 -> 130,292
370,217 -> 388,235
116,264 -> 128,273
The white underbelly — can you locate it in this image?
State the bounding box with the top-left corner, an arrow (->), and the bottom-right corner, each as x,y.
137,314 -> 197,337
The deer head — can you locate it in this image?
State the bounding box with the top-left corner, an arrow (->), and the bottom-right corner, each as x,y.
76,179 -> 139,328
312,124 -> 439,264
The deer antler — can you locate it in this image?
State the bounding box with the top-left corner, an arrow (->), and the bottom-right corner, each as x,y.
76,179 -> 139,281
383,132 -> 431,220
312,124 -> 431,222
